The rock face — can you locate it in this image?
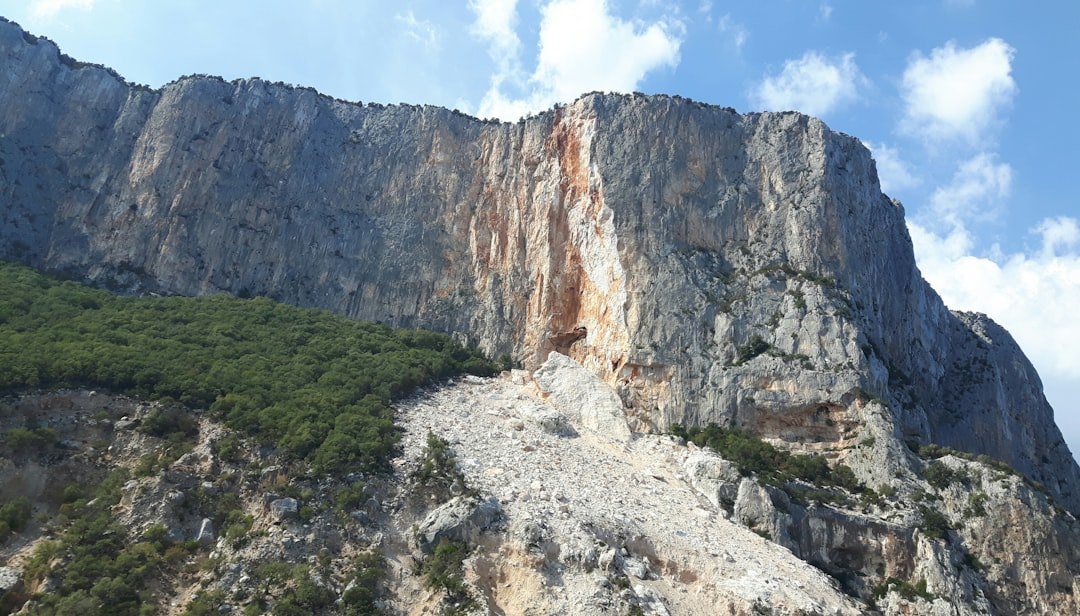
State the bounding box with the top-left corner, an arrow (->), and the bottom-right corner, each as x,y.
0,16 -> 1077,518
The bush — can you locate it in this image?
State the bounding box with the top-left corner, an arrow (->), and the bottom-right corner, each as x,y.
182,589 -> 227,616
336,482 -> 367,513
420,539 -> 478,612
672,423 -> 865,493
343,551 -> 386,616
412,431 -> 472,501
3,426 -> 56,451
872,577 -> 933,602
139,406 -> 198,439
0,496 -> 32,541
735,335 -> 772,364
918,505 -> 952,540
964,492 -> 989,518
924,460 -> 971,490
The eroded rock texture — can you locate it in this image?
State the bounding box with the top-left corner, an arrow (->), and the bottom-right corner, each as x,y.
1,17 -> 1077,517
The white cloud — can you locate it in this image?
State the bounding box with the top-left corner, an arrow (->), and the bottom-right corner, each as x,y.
395,10 -> 440,50
910,218 -> 1080,381
29,0 -> 94,20
717,14 -> 748,51
820,3 -> 834,20
1035,216 -> 1080,258
900,38 -> 1016,146
469,0 -> 524,112
925,153 -> 1011,228
750,51 -> 865,117
864,141 -> 920,194
532,0 -> 682,104
469,0 -> 520,58
472,0 -> 684,120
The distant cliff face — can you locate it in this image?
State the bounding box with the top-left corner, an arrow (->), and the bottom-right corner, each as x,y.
1,17 -> 1077,513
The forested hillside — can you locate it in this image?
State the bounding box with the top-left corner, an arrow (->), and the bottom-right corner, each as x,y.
0,261 -> 499,474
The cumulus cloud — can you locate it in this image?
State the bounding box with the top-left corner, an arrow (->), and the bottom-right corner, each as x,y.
29,0 -> 94,19
750,51 -> 865,117
864,142 -> 920,195
910,218 -> 1080,381
472,0 -> 684,120
1035,216 -> 1080,258
531,0 -> 682,105
469,0 -> 525,112
900,38 -> 1016,146
925,153 -> 1012,228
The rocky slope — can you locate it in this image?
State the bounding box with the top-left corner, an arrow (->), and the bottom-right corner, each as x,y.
2,362 -> 1078,615
1,16 -> 1080,613
1,18 -> 1074,516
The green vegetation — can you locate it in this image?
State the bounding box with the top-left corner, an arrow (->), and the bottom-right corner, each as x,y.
229,561 -> 347,616
923,460 -> 973,490
181,589 -> 228,616
341,551 -> 387,616
0,496 -> 32,543
21,468 -> 198,616
0,261 -> 495,475
964,492 -> 989,518
412,431 -> 474,501
734,335 -> 772,365
670,423 -> 863,493
268,565 -> 336,615
917,505 -> 952,540
2,426 -> 57,452
420,539 -> 478,615
961,550 -> 985,572
872,577 -> 933,602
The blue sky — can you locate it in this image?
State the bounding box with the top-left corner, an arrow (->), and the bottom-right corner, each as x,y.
6,0 -> 1080,458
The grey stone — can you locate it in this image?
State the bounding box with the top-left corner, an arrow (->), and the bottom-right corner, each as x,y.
269,497 -> 299,520
0,566 -> 22,592
414,496 -> 502,554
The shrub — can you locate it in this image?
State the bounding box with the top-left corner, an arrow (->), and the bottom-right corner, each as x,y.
924,460 -> 972,490
182,589 -> 227,616
342,551 -> 386,616
918,505 -> 952,540
872,577 -> 933,601
672,423 -> 865,493
139,406 -> 198,439
412,431 -> 472,501
964,492 -> 989,518
3,426 -> 57,452
336,482 -> 368,513
735,335 -> 772,364
420,539 -> 478,612
0,496 -> 32,541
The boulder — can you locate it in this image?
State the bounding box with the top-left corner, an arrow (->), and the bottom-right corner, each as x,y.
269,497 -> 299,520
534,353 -> 631,442
414,496 -> 502,554
683,450 -> 742,513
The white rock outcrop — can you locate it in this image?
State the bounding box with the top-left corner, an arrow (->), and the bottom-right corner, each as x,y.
533,352 -> 632,442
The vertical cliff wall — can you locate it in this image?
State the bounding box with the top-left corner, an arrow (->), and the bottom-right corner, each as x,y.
1,17 -> 1077,513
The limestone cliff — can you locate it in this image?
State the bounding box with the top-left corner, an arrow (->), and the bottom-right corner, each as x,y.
0,12 -> 1077,524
